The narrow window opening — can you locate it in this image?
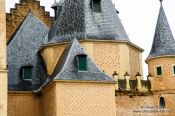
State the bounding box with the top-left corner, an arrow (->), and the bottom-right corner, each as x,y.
173,66 -> 175,75
91,0 -> 101,13
20,66 -> 33,80
76,55 -> 87,71
156,66 -> 162,76
159,97 -> 165,109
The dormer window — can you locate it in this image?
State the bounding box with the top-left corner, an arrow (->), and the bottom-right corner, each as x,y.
76,55 -> 87,71
21,66 -> 33,80
91,0 -> 101,13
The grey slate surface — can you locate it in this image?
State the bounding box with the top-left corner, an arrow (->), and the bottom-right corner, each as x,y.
51,39 -> 114,82
8,12 -> 48,91
48,0 -> 129,43
147,3 -> 175,60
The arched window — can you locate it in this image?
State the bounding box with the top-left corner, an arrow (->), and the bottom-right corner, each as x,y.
159,97 -> 165,109
91,0 -> 101,13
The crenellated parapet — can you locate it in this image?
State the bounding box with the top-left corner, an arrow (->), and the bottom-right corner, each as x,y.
6,0 -> 52,44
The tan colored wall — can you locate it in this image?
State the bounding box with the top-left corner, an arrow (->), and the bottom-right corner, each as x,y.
0,71 -> 7,116
93,43 -> 120,77
40,44 -> 67,75
116,93 -> 175,116
8,93 -> 40,116
0,0 -> 8,115
129,46 -> 141,79
41,83 -> 57,116
41,41 -> 142,79
6,0 -> 52,43
55,81 -> 116,116
148,57 -> 175,78
0,0 -> 6,69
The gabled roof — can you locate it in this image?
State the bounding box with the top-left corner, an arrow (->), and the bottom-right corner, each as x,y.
51,39 -> 114,82
8,12 -> 48,91
146,2 -> 175,60
48,0 -> 129,43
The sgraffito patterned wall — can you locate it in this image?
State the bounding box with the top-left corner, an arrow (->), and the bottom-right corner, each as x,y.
93,43 -> 120,77
56,82 -> 116,116
8,93 -> 40,116
41,84 -> 57,116
129,46 -> 140,79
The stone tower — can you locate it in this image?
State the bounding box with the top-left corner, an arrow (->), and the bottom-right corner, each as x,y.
146,0 -> 175,78
0,0 -> 7,115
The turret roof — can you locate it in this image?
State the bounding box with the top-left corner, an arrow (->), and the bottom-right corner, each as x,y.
147,2 -> 175,60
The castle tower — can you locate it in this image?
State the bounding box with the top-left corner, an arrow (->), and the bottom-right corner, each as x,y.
146,0 -> 175,78
0,0 -> 7,115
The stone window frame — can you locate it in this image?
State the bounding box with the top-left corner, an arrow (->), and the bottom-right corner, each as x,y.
154,65 -> 163,77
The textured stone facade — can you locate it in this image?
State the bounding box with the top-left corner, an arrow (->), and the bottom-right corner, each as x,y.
93,42 -> 120,77
8,93 -> 40,116
41,83 -> 57,116
129,46 -> 141,79
116,93 -> 175,116
148,57 -> 175,78
6,0 -> 52,43
55,82 -> 116,116
41,41 -> 143,78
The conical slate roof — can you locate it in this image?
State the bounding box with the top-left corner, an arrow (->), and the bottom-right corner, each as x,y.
147,2 -> 175,60
51,39 -> 114,82
48,0 -> 129,43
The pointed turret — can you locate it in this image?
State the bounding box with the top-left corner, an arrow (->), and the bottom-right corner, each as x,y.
146,1 -> 175,79
146,1 -> 175,61
48,0 -> 129,43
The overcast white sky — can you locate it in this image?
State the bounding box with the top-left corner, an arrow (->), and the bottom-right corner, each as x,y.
6,0 -> 175,78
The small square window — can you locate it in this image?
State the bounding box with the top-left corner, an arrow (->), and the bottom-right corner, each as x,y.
91,0 -> 101,13
21,66 -> 33,80
156,66 -> 162,76
76,55 -> 87,71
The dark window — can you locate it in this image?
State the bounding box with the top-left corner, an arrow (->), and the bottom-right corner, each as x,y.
156,66 -> 162,76
159,97 -> 165,109
91,0 -> 101,12
173,66 -> 175,75
77,55 -> 87,71
21,66 -> 33,80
